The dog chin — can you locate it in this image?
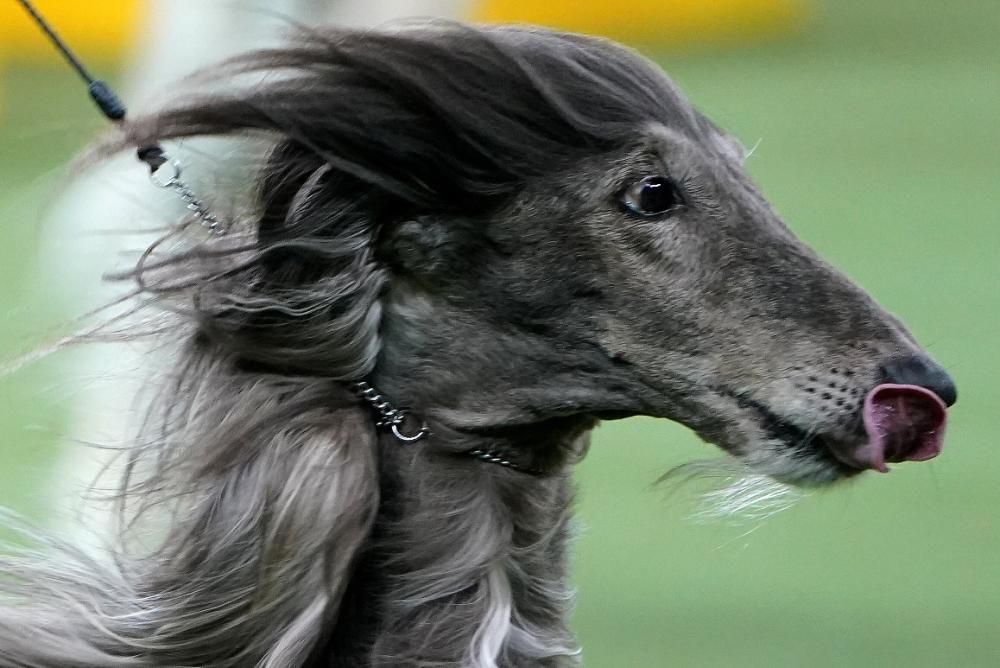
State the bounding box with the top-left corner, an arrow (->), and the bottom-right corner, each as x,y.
737,437 -> 862,488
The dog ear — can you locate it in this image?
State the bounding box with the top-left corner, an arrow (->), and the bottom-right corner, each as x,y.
380,216 -> 460,280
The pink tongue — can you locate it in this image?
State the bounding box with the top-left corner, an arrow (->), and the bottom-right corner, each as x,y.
860,384 -> 948,473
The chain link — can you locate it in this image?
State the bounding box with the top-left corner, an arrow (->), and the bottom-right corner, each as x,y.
149,159 -> 225,236
467,448 -> 543,475
350,381 -> 430,443
350,381 -> 543,474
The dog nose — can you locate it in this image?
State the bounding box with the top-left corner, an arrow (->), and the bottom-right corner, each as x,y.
879,356 -> 957,407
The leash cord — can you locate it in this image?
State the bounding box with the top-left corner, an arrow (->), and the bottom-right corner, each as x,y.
15,0 -> 127,121
14,0 -> 225,234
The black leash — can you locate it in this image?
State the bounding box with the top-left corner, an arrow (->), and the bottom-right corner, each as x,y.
15,0 -> 224,235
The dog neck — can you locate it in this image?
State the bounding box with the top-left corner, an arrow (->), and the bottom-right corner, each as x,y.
324,415 -> 588,666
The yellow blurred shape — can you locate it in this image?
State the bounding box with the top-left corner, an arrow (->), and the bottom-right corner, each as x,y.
0,1 -> 810,63
0,0 -> 809,111
474,0 -> 812,47
0,1 -> 144,63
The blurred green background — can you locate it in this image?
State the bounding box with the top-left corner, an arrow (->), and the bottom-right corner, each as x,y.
0,1 -> 997,666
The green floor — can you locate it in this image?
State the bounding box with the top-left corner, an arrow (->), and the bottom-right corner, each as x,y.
1,1 -> 998,665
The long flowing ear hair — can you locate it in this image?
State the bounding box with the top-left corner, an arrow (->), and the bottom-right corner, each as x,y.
0,22 -> 673,666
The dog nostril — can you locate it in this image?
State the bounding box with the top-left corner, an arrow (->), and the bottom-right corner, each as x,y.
879,356 -> 958,407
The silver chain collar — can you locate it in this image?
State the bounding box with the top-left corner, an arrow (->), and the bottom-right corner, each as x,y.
350,381 -> 542,475
466,448 -> 543,475
350,381 -> 430,443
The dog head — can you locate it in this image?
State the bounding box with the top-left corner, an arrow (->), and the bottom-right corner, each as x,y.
372,26 -> 955,485
119,23 -> 954,486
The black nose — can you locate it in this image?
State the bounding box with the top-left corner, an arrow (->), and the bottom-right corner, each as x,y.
879,356 -> 958,407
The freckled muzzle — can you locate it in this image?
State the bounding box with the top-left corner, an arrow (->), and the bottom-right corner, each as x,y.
829,384 -> 949,473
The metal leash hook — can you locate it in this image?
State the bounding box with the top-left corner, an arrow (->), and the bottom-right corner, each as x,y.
141,146 -> 225,235
16,0 -> 226,237
351,381 -> 430,443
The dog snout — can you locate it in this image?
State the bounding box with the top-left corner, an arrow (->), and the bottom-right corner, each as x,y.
878,355 -> 957,407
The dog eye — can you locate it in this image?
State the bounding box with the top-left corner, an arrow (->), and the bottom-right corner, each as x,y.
621,176 -> 683,218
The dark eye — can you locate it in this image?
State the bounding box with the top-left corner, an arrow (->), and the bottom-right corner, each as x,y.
621,176 -> 683,218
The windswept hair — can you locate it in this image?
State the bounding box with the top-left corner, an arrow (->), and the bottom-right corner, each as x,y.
0,22 -> 682,667
114,22 -> 682,210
